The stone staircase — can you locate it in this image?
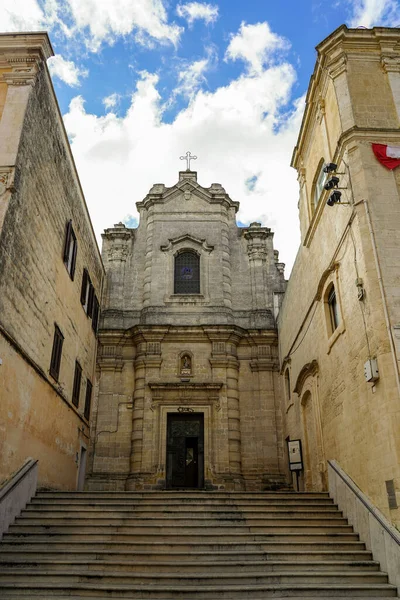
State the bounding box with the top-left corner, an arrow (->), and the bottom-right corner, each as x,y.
0,490 -> 397,598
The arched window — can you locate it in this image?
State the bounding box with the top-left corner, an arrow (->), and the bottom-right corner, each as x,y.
174,251 -> 200,294
313,159 -> 326,211
326,283 -> 339,334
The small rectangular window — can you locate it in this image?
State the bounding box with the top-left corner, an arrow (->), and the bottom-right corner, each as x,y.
63,220 -> 77,280
92,295 -> 100,333
87,283 -> 95,318
328,287 -> 339,332
72,361 -> 82,408
50,325 -> 64,381
84,379 -> 93,420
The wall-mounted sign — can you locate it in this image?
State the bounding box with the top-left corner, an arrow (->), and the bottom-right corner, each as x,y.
288,439 -> 303,471
177,407 -> 194,413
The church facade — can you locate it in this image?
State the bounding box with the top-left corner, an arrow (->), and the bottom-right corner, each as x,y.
86,170 -> 287,491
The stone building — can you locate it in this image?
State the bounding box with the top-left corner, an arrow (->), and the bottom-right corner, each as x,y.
86,170 -> 287,491
279,25 -> 400,526
0,33 -> 104,490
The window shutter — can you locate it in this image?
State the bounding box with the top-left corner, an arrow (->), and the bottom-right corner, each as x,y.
92,295 -> 100,333
50,325 -> 64,381
87,284 -> 95,318
81,269 -> 89,305
70,234 -> 77,280
63,220 -> 72,264
72,361 -> 82,408
84,380 -> 93,420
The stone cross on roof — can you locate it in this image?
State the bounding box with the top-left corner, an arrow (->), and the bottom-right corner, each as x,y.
180,151 -> 197,171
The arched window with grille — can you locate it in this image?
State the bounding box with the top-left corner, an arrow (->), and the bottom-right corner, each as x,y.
174,251 -> 200,294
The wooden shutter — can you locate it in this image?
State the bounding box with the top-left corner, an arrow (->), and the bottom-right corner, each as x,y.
70,230 -> 77,280
80,269 -> 89,305
92,295 -> 100,333
72,361 -> 82,407
87,283 -> 95,318
84,380 -> 93,420
50,325 -> 64,381
63,220 -> 72,264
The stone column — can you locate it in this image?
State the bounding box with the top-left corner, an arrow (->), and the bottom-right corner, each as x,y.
328,53 -> 355,133
244,222 -> 272,311
220,219 -> 232,308
102,223 -> 132,310
143,212 -> 154,307
381,54 -> 400,124
127,334 -> 146,489
208,331 -> 243,489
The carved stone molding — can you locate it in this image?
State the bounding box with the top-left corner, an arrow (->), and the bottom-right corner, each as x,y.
381,54 -> 400,74
102,222 -> 133,262
0,167 -> 15,196
243,222 -> 272,260
293,359 -> 319,395
327,53 -> 348,79
316,96 -> 326,124
160,233 -> 214,254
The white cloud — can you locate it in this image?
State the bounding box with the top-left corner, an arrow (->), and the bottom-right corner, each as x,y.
225,21 -> 291,74
66,0 -> 183,51
173,47 -> 216,99
348,0 -> 400,27
0,0 -> 48,31
176,2 -> 219,26
0,0 -> 182,51
103,93 -> 122,110
48,54 -> 88,86
63,59 -> 303,274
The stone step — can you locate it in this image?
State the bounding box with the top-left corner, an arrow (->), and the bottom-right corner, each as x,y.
0,569 -> 390,585
13,516 -> 348,527
0,548 -> 374,562
35,492 -> 331,499
7,523 -> 355,535
0,539 -> 367,552
0,582 -> 396,598
31,497 -> 334,506
23,506 -> 342,515
0,559 -> 381,573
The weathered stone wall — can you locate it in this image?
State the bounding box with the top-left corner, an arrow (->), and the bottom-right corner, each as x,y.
280,26 -> 400,526
0,34 -> 104,489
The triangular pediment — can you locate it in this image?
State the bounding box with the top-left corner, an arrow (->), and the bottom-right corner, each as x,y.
136,175 -> 239,213
160,233 -> 214,253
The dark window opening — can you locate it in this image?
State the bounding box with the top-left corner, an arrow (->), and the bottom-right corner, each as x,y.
328,286 -> 339,332
63,220 -> 77,280
72,361 -> 82,408
92,296 -> 100,333
174,251 -> 200,294
50,325 -> 64,381
84,379 -> 93,420
285,368 -> 291,403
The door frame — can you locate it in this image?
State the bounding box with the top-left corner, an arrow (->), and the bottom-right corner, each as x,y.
166,412 -> 204,489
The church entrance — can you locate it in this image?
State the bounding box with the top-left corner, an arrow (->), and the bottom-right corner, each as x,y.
166,413 -> 204,489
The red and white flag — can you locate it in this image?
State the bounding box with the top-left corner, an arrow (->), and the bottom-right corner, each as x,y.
372,143 -> 400,170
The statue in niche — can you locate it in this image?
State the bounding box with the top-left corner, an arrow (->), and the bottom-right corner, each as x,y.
180,354 -> 192,375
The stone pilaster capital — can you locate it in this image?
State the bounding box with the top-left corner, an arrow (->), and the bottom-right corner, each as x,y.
316,95 -> 326,124
381,54 -> 400,74
327,53 -> 348,79
1,57 -> 39,86
0,167 -> 16,196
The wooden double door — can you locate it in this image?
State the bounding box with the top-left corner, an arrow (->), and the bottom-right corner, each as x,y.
166,413 -> 204,489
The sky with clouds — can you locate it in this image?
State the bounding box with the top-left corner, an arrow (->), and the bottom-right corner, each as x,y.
1,0 -> 400,273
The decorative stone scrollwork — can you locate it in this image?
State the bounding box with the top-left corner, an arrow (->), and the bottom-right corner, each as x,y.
381,54 -> 400,74
0,168 -> 15,196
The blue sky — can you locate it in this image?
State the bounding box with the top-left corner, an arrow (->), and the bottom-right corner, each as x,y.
2,0 -> 400,272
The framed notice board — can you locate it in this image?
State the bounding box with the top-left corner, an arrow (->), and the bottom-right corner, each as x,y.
287,439 -> 303,471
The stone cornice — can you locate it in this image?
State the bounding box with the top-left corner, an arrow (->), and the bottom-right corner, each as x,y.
0,32 -> 54,61
0,32 -> 54,87
292,26 -> 400,172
